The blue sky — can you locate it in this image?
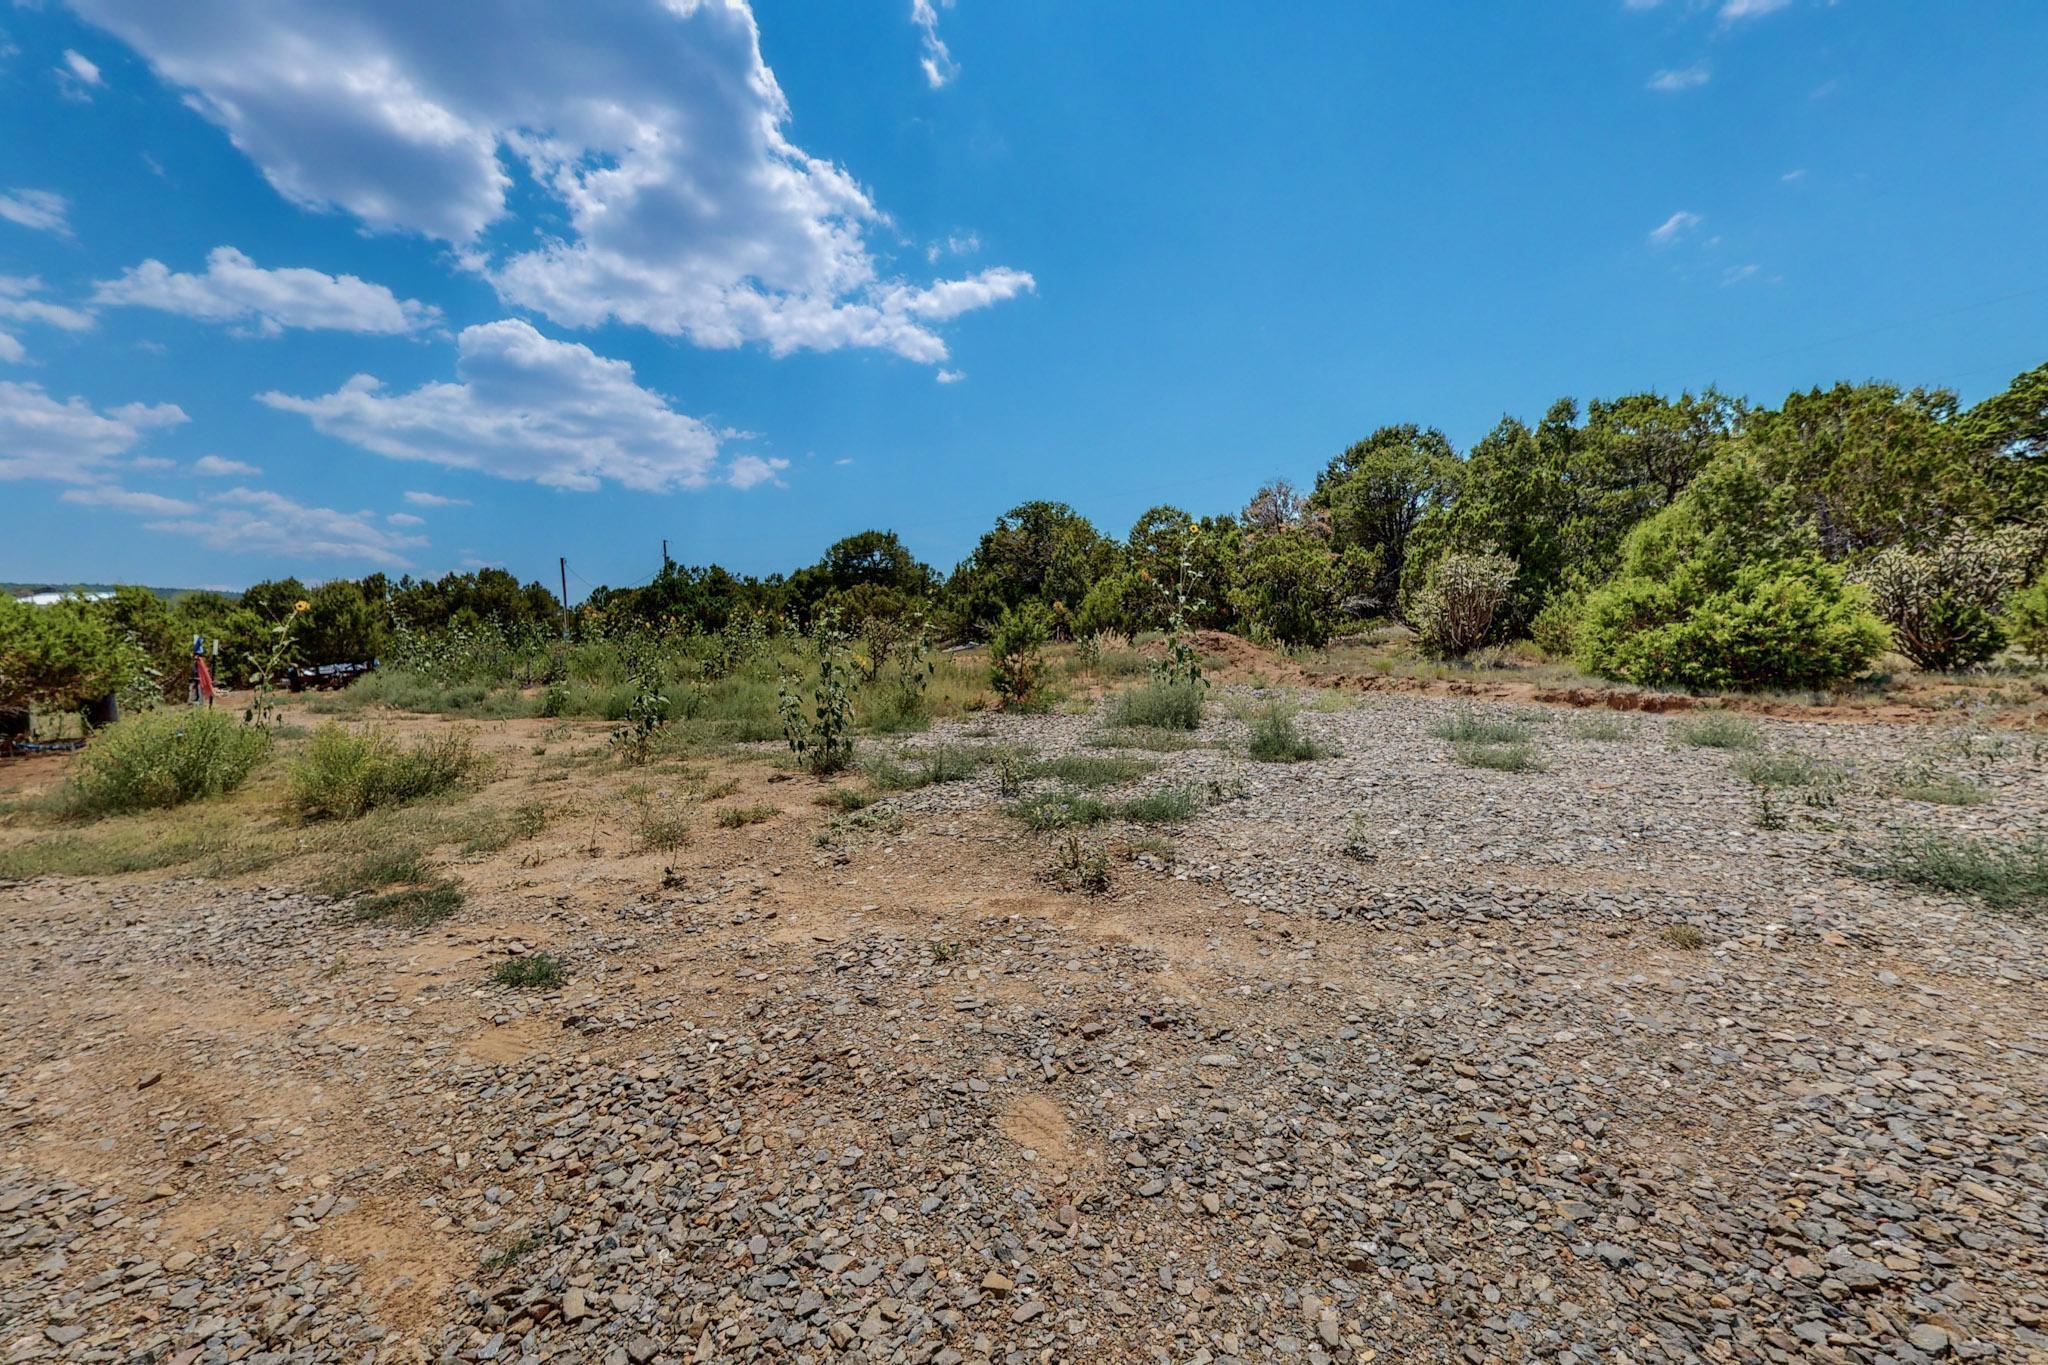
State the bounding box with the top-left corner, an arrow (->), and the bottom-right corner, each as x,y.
2,0 -> 2043,595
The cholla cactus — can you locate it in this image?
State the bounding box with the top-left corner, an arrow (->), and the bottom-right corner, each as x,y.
1410,551 -> 1517,659
1858,524 -> 2043,671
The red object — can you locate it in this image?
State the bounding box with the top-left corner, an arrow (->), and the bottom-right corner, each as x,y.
195,655 -> 216,702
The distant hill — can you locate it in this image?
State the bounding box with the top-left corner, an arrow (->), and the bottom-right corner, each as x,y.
4,582 -> 215,603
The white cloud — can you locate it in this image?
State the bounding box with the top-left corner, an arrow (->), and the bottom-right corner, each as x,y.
0,276 -> 95,331
911,0 -> 957,89
725,454 -> 788,490
0,379 -> 186,483
403,490 -> 470,507
1720,263 -> 1761,286
260,318 -> 740,493
386,510 -> 425,526
61,484 -> 198,515
193,453 -> 261,477
1780,168 -> 1808,183
130,455 -> 177,471
1646,61 -> 1709,93
935,368 -> 964,384
144,486 -> 426,567
94,246 -> 440,335
0,188 -> 71,235
57,48 -> 102,98
74,0 -> 1031,365
1647,210 -> 1702,246
1720,0 -> 1791,18
0,331 -> 22,364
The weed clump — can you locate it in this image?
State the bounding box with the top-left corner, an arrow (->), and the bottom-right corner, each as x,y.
1118,788 -> 1202,823
1048,835 -> 1113,895
1247,705 -> 1329,763
492,953 -> 567,989
352,880 -> 464,926
716,804 -> 776,829
1029,754 -> 1157,788
1661,923 -> 1707,950
290,724 -> 477,819
66,709 -> 270,815
1672,712 -> 1762,750
1107,680 -> 1205,731
1858,833 -> 2048,908
1452,740 -> 1545,773
1009,790 -> 1111,830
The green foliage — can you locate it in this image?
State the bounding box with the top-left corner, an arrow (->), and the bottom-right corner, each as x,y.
1409,551 -> 1517,659
1049,834 -> 1113,895
289,724 -> 478,819
492,953 -> 568,989
778,615 -> 859,774
0,593 -> 136,712
1580,556 -> 1888,691
988,602 -> 1051,710
610,683 -> 672,764
1858,833 -> 2048,908
1313,423 -> 1461,609
1575,453 -> 1888,690
947,501 -> 1120,636
1858,524 -> 2043,671
716,804 -> 776,829
1430,711 -> 1532,744
1106,679 -> 1205,731
2005,568 -> 2048,663
1246,704 -> 1328,762
65,709 -> 270,814
1230,528 -> 1339,647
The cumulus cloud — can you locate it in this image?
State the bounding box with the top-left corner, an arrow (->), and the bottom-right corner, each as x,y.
94,246 -> 441,335
260,318 -> 752,493
0,188 -> 71,235
403,490 -> 470,507
935,368 -> 964,384
192,453 -> 261,477
74,0 -> 1032,364
0,379 -> 186,483
926,231 -> 981,263
911,0 -> 957,88
0,331 -> 23,364
725,454 -> 788,490
386,510 -> 425,527
1647,210 -> 1702,246
144,486 -> 427,566
1647,61 -> 1710,92
0,275 -> 95,332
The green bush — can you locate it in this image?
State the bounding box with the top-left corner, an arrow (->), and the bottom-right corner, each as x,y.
1030,753 -> 1156,787
1409,551 -> 1517,659
290,724 -> 478,819
1009,789 -> 1111,830
492,953 -> 568,989
0,593 -> 139,712
988,603 -> 1051,710
2006,569 -> 2048,664
1118,788 -> 1201,823
1579,557 -> 1887,691
1229,528 -> 1340,648
65,709 -> 270,814
1247,705 -> 1328,762
1106,680 -> 1204,731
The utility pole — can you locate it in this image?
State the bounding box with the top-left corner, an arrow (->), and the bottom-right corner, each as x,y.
558,557 -> 570,639
661,538 -> 671,570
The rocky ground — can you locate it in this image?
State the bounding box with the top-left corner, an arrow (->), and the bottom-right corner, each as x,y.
2,690 -> 2045,1363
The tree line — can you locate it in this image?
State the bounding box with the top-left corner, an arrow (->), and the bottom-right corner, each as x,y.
6,360 -> 2045,713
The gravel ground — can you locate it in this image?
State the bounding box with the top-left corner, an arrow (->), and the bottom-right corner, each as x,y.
2,689 -> 2044,1363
